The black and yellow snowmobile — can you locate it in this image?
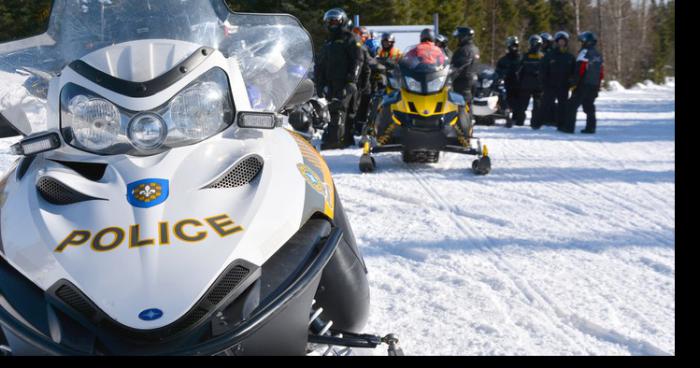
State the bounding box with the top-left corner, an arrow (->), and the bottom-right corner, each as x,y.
359,44 -> 491,175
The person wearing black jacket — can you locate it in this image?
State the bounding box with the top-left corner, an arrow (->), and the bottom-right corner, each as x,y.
315,8 -> 364,148
540,31 -> 576,129
451,27 -> 480,104
561,31 -> 604,134
540,32 -> 554,56
496,36 -> 522,128
514,35 -> 545,128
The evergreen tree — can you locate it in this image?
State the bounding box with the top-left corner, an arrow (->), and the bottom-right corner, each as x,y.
549,0 -> 576,33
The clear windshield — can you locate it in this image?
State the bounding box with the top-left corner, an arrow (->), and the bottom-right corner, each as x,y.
0,0 -> 313,135
400,43 -> 448,74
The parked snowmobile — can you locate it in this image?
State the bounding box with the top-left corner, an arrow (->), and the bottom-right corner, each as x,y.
359,45 -> 491,175
0,0 -> 403,356
472,65 -> 511,126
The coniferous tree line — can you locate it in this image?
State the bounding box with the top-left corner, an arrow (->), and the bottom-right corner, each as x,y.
0,0 -> 674,87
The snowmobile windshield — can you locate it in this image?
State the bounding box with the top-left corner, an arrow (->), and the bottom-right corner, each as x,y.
398,44 -> 449,95
0,0 -> 313,135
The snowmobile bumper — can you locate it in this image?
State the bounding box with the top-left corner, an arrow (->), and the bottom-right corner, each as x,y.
371,142 -> 480,156
0,223 -> 345,356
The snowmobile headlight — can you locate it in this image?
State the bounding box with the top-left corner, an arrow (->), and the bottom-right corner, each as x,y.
65,95 -> 121,151
482,79 -> 493,89
128,113 -> 168,150
426,76 -> 447,93
404,76 -> 422,93
170,81 -> 228,140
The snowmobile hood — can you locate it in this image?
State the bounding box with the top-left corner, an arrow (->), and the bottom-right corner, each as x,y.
0,0 -> 329,331
0,126 -> 334,329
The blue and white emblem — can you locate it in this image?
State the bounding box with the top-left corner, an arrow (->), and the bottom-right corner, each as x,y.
127,179 -> 169,208
138,308 -> 163,321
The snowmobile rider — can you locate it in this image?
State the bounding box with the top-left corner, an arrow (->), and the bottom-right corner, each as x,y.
436,34 -> 453,59
451,26 -> 480,106
561,31 -> 604,134
315,8 -> 365,148
377,33 -> 402,64
352,26 -> 376,136
540,31 -> 576,129
516,34 -> 545,129
407,29 -> 446,65
496,36 -> 522,128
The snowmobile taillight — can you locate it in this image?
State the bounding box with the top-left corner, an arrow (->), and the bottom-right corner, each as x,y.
238,112 -> 278,129
10,133 -> 61,156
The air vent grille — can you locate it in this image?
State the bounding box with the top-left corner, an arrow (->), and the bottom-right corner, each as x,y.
36,177 -> 99,205
56,284 -> 98,320
435,102 -> 444,113
207,156 -> 263,189
206,265 -> 250,305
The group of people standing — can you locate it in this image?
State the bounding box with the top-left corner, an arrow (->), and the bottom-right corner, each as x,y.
313,7 -> 605,150
495,30 -> 604,134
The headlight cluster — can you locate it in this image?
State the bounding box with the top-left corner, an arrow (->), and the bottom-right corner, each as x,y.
60,68 -> 235,156
403,75 -> 448,94
404,76 -> 422,93
426,75 -> 447,93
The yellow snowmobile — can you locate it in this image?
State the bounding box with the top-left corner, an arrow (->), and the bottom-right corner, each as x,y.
359,44 -> 491,175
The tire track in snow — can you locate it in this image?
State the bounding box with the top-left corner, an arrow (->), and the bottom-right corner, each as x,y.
399,153 -> 670,355
397,155 -> 589,353
487,136 -> 674,354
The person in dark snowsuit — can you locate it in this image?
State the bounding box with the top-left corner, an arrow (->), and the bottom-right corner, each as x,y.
495,36 -> 522,128
451,27 -> 480,104
561,31 -> 604,134
540,32 -> 554,56
315,8 -> 365,148
540,31 -> 576,129
514,35 -> 545,128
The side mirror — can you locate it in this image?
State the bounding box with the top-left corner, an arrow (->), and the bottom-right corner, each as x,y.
289,108 -> 311,132
284,79 -> 315,109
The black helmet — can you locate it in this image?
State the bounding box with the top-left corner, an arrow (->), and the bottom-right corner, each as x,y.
420,28 -> 435,43
578,31 -> 598,47
453,27 -> 475,43
554,31 -> 570,42
436,34 -> 448,47
540,32 -> 554,43
506,36 -> 519,50
529,34 -> 543,49
381,32 -> 395,49
323,8 -> 348,32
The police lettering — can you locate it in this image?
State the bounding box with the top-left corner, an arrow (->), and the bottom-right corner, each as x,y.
54,214 -> 243,253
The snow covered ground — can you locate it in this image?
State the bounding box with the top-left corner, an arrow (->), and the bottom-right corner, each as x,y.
324,82 -> 675,355
0,82 -> 674,355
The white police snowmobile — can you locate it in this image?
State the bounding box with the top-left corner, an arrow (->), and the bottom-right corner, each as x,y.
471,65 -> 511,126
0,0 -> 402,356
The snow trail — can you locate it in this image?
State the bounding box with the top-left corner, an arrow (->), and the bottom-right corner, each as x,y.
323,83 -> 675,355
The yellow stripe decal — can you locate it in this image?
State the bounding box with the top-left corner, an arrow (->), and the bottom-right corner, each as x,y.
288,131 -> 335,219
